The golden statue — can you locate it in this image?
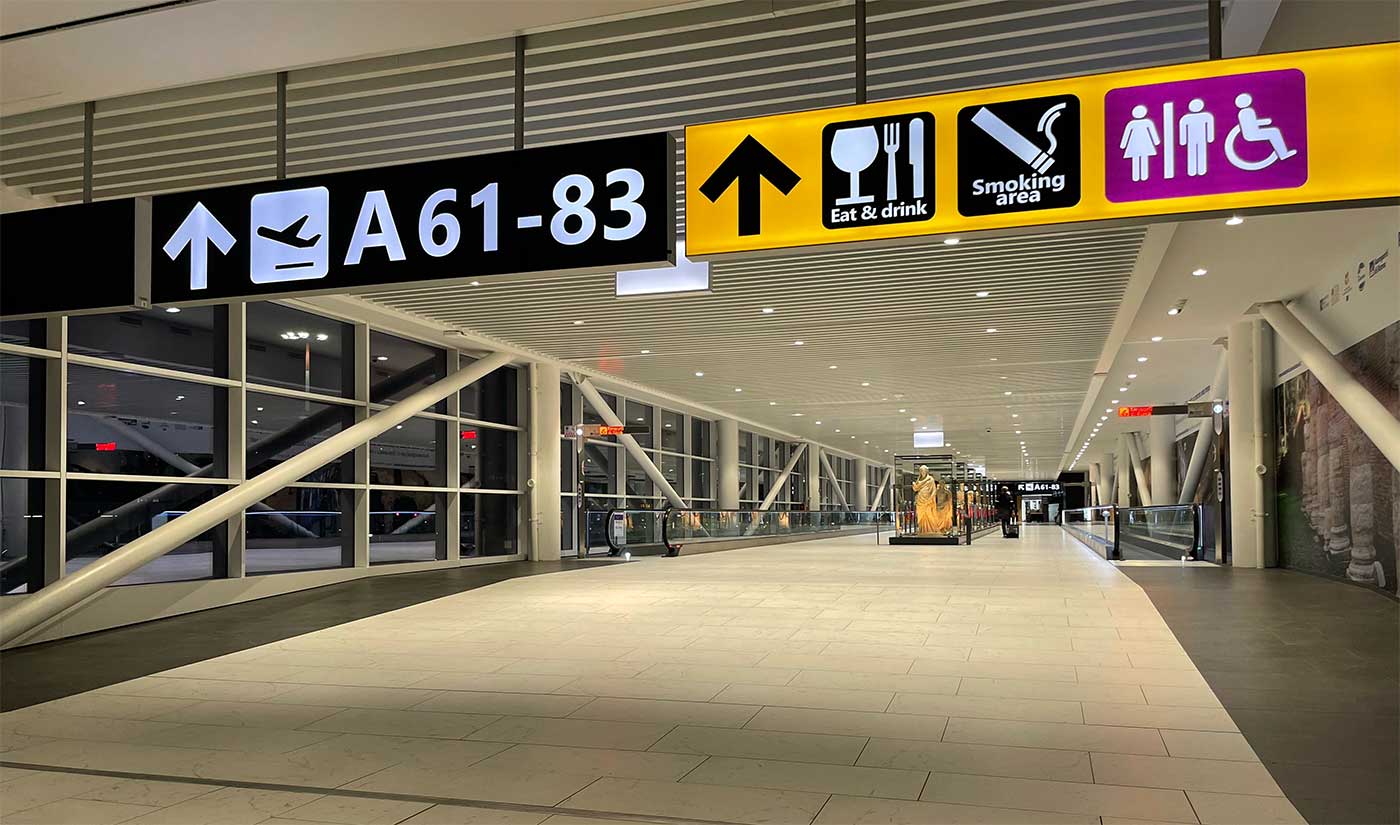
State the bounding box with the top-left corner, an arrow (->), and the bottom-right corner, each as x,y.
912,465 -> 954,535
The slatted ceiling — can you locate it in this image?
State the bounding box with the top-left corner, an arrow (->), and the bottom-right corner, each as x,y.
0,104 -> 86,197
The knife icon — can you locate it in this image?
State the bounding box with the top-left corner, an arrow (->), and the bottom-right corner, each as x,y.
909,118 -> 925,199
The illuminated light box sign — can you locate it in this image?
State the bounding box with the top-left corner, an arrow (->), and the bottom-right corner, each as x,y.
148,132 -> 675,304
1118,405 -> 1154,417
913,431 -> 945,448
685,43 -> 1400,257
565,424 -> 651,438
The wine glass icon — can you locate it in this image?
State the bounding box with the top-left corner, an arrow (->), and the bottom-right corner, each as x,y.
831,125 -> 879,205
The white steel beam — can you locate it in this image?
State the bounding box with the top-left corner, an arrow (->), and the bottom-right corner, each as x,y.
575,376 -> 685,509
819,450 -> 850,510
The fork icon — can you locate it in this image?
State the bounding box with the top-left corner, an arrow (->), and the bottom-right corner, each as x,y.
883,122 -> 901,201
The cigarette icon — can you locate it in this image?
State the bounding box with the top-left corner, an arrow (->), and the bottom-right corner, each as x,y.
971,107 -> 1055,173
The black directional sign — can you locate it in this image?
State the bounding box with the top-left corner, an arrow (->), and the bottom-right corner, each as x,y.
821,112 -> 935,230
698,136 -> 800,237
1,199 -> 146,318
957,94 -> 1080,217
151,132 -> 675,304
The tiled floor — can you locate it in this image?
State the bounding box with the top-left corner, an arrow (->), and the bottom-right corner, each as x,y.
1,529 -> 1309,824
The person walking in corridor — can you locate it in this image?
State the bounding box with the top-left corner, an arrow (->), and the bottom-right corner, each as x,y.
996,485 -> 1015,537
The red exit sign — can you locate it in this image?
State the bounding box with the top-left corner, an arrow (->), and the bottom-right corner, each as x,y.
597,425 -> 626,436
1118,406 -> 1154,417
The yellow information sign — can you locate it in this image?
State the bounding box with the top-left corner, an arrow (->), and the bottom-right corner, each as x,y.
685,43 -> 1400,257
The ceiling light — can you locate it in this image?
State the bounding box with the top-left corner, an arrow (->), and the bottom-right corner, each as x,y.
769,401 -> 777,406
1151,336 -> 1163,342
640,349 -> 651,354
76,400 -> 85,406
256,406 -> 264,411
986,328 -> 998,333
1192,268 -> 1207,277
850,435 -> 856,439
315,333 -> 329,341
1226,216 -> 1244,226
861,382 -> 871,387
1111,399 -> 1120,403
828,365 -> 838,369
761,308 -> 775,314
909,417 -> 917,422
793,340 -> 803,346
975,291 -> 991,298
573,320 -> 585,325
375,355 -> 388,362
898,408 -> 907,413
1167,307 -> 1181,316
791,412 -> 804,417
635,417 -> 644,422
164,307 -> 180,314
1101,416 -> 1109,421
944,237 -> 960,245
1011,413 -> 1019,418
1105,408 -> 1112,413
1119,386 -> 1129,392
1003,391 -> 1012,396
1015,430 -> 1021,434
734,387 -> 743,392
815,421 -> 822,424
835,428 -> 841,433
694,371 -> 705,378
1136,356 -> 1148,363
395,424 -> 403,430
175,395 -> 185,401
250,419 -> 258,425
470,280 -> 480,286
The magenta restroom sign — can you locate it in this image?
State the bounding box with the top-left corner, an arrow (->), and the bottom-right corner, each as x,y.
1104,68 -> 1309,202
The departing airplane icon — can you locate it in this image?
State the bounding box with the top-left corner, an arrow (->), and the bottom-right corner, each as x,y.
256,214 -> 321,249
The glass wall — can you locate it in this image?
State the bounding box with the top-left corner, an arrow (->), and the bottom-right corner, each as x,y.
0,302 -> 526,595
739,429 -> 803,510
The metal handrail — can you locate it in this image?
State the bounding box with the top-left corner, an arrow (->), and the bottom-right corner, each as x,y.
1,351 -> 513,647
603,508 -> 681,557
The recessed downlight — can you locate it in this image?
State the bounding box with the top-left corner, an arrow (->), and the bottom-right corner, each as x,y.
164,307 -> 181,313
1226,216 -> 1244,226
975,291 -> 991,298
761,307 -> 775,314
1192,268 -> 1207,277
944,237 -> 960,245
793,340 -> 804,346
694,371 -> 704,377
1151,336 -> 1163,342
1137,356 -> 1148,363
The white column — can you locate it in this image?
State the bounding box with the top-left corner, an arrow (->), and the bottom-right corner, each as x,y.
529,362 -> 562,561
1099,455 -> 1116,508
1149,416 -> 1177,506
1180,349 -> 1228,504
1115,438 -> 1132,507
1087,463 -> 1101,507
1227,318 -> 1277,568
1125,432 -> 1153,507
806,444 -> 822,510
716,418 -> 740,509
854,458 -> 869,511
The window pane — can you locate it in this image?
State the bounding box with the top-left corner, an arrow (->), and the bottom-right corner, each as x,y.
625,451 -> 653,498
70,306 -> 223,376
660,453 -> 682,486
582,392 -> 617,425
660,410 -> 683,451
247,392 -> 352,482
246,487 -> 349,574
692,418 -> 712,458
738,431 -> 752,464
583,442 -> 617,495
460,426 -> 517,491
1,319 -> 44,347
370,332 -> 447,411
625,400 -> 653,448
755,436 -> 770,468
461,494 -> 518,557
370,489 -> 443,563
247,303 -> 352,397
67,365 -> 225,477
560,437 -> 575,491
691,459 -> 711,502
1,354 -> 44,470
561,497 -> 574,551
0,478 -> 44,594
460,363 -> 518,425
66,480 -> 223,584
560,382 -> 573,425
370,416 -> 445,487
740,466 -> 753,502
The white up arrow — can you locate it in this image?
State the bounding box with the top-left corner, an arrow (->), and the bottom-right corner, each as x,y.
162,201 -> 236,290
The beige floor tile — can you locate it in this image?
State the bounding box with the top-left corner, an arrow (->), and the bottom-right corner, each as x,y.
637,662 -> 800,686
265,684 -> 442,710
406,672 -> 576,694
685,638 -> 830,655
942,718 -> 1167,756
1159,730 -> 1260,762
956,677 -> 1142,704
968,648 -> 1133,668
1139,685 -> 1224,708
965,635 -> 1076,651
0,712 -> 188,744
474,743 -> 702,780
1074,667 -> 1208,688
909,660 -> 1079,682
121,787 -> 323,825
569,697 -> 760,728
161,662 -> 310,683
746,706 -> 947,741
713,684 -> 893,712
72,777 -> 218,807
0,733 -> 55,754
151,700 -> 342,729
3,798 -> 158,824
280,795 -> 433,824
498,659 -> 653,678
787,670 -> 960,695
684,756 -> 927,799
104,677 -> 298,702
1127,653 -> 1197,670
401,805 -> 548,824
410,690 -> 592,718
0,766 -> 37,783
505,643 -> 638,661
822,642 -> 970,662
345,763 -> 596,806
563,777 -> 828,825
758,653 -> 915,674
540,816 -> 661,825
28,694 -> 198,721
921,773 -> 1197,822
812,794 -> 1098,824
1081,703 -> 1238,732
137,723 -> 338,754
468,715 -> 672,750
1091,753 -> 1282,795
558,676 -> 728,702
1186,791 -> 1307,824
0,771 -> 121,817
888,693 -> 1082,724
857,739 -> 1093,783
287,732 -> 508,767
304,707 -> 500,739
651,725 -> 867,765
619,646 -> 768,666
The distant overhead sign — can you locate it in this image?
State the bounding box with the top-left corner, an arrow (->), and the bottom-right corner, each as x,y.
152,133 -> 675,304
685,43 -> 1400,257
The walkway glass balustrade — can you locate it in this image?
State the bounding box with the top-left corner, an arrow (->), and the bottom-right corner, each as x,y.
1063,504 -> 1205,561
589,509 -> 894,557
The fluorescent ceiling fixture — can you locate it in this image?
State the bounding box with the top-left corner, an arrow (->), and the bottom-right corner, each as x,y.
835,428 -> 841,433
1101,415 -> 1109,421
815,420 -> 822,424
909,417 -> 917,422
1192,268 -> 1207,276
898,408 -> 907,413
315,333 -> 329,341
1011,413 -> 1019,418
913,431 -> 945,448
791,412 -> 804,417
989,357 -> 998,361
615,240 -> 710,297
